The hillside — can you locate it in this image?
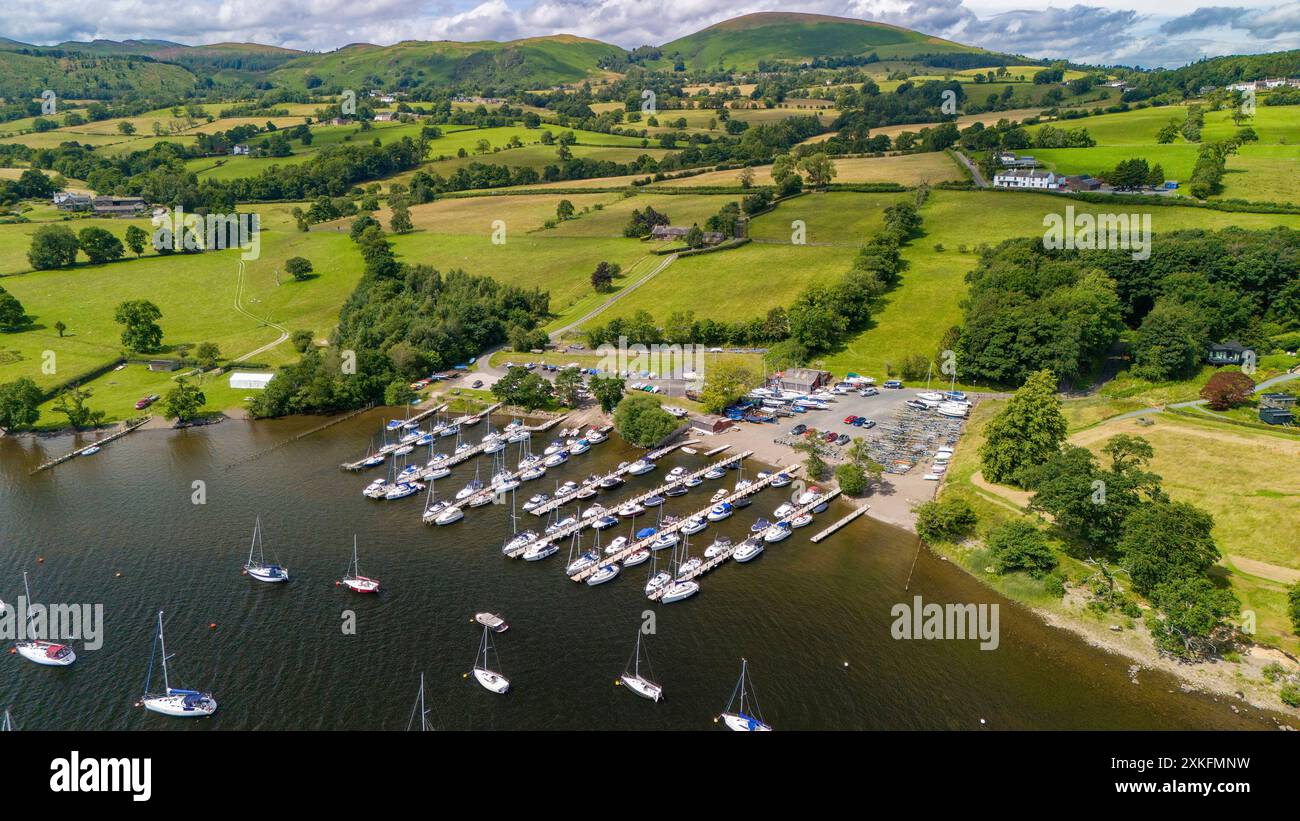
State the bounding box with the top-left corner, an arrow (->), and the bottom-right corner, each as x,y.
0,49 -> 197,100
270,35 -> 625,92
655,12 -> 983,70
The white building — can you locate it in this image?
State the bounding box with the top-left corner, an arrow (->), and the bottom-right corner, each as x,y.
229,372 -> 275,390
993,170 -> 1061,190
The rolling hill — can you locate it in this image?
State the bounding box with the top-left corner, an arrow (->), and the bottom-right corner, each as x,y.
654,12 -> 984,70
0,49 -> 197,101
269,35 -> 626,92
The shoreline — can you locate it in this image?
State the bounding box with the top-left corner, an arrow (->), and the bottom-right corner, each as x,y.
929,541 -> 1300,726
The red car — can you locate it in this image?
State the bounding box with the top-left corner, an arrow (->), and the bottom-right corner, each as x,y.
823,431 -> 838,443
134,394 -> 159,410
843,415 -> 858,425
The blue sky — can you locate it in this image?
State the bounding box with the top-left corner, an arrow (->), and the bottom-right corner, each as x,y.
4,1 -> 1299,68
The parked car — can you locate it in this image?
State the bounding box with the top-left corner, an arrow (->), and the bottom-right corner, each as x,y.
857,418 -> 876,429
134,394 -> 159,410
790,424 -> 807,435
471,379 -> 484,389
835,434 -> 850,445
843,415 -> 858,425
823,431 -> 838,443
883,380 -> 903,389
858,387 -> 879,397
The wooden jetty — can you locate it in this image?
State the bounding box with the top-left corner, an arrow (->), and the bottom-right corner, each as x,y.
569,462 -> 802,581
703,443 -> 731,457
645,485 -> 835,599
527,439 -> 716,519
810,504 -> 869,543
30,416 -> 152,474
340,403 -> 448,470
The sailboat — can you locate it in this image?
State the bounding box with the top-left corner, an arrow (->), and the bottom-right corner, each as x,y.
471,625 -> 510,694
917,361 -> 944,404
717,658 -> 771,731
585,529 -> 620,586
408,673 -> 434,730
14,572 -> 76,666
620,628 -> 663,702
500,490 -> 536,556
242,517 -> 288,583
339,537 -> 380,593
422,476 -> 449,524
138,611 -> 218,718
1,708 -> 13,731
659,533 -> 700,603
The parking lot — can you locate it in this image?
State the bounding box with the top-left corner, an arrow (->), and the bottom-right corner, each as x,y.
773,386 -> 923,453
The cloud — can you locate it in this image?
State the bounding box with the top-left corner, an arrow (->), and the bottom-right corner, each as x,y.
1,0 -> 1296,68
1160,3 -> 1300,38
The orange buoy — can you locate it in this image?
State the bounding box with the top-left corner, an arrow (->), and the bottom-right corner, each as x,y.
209,623 -> 217,629
36,557 -> 44,564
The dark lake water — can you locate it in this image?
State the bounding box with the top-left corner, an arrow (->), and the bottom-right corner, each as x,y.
0,412 -> 1284,730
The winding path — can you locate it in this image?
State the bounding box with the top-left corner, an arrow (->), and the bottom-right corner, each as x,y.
230,260 -> 290,362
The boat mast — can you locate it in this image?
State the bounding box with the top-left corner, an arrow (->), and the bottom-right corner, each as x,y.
157,611 -> 171,693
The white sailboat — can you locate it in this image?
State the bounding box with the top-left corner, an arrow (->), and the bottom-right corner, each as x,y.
619,628 -> 663,702
242,517 -> 289,583
339,537 -> 380,593
138,610 -> 217,718
14,571 -> 76,666
717,658 -> 771,731
471,625 -> 510,694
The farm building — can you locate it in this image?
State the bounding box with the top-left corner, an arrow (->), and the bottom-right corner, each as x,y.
1062,175 -> 1101,192
1206,340 -> 1253,365
53,192 -> 91,211
373,112 -> 397,122
91,196 -> 148,217
689,415 -> 733,435
995,152 -> 1038,169
1258,393 -> 1296,425
229,372 -> 275,390
649,225 -> 725,245
778,368 -> 831,393
993,170 -> 1061,190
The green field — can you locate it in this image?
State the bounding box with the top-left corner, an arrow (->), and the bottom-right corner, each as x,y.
746,191 -> 904,243
1025,104 -> 1300,202
0,203 -> 367,425
818,189 -> 1300,381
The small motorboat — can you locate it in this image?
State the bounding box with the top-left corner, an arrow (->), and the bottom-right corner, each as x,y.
569,439 -> 591,455
710,488 -> 729,504
650,532 -> 680,551
770,473 -> 792,488
599,474 -> 625,489
703,536 -> 733,559
385,481 -> 422,500
644,571 -> 672,597
456,479 -> 484,501
677,557 -> 702,579
439,424 -> 460,438
586,563 -> 620,586
543,440 -> 566,456
666,467 -> 687,481
544,451 -> 569,468
917,391 -> 944,403
680,516 -> 708,535
475,613 -> 508,633
423,465 -> 451,481
593,514 -> 619,530
749,518 -> 771,534
619,503 -> 647,519
659,580 -> 700,603
642,494 -> 665,507
434,506 -> 464,525
545,515 -> 577,535
664,483 -> 688,497
706,502 -> 734,522
520,466 -> 547,481
522,493 -> 550,512
493,474 -> 521,494
360,453 -> 385,468
575,485 -> 598,500
518,454 -> 542,470
585,428 -> 607,443
622,550 -> 650,568
363,478 -> 388,498
683,475 -> 703,488
704,467 -> 726,480
393,444 -> 415,457
763,521 -> 793,543
482,439 -> 506,454
523,542 -> 557,561
604,536 -> 629,555
773,502 -> 796,519
790,513 -> 813,528
733,538 -> 764,562
626,459 -> 656,475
